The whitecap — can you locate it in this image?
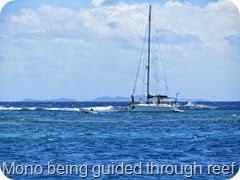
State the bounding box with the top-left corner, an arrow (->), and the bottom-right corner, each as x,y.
184,101 -> 217,110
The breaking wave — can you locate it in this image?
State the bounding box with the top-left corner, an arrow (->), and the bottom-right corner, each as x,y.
0,106 -> 120,112
85,106 -> 113,112
0,102 -> 218,112
0,106 -> 80,112
42,108 -> 80,111
0,106 -> 24,111
183,101 -> 217,110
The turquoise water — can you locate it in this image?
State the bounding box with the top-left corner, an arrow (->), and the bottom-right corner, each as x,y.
0,101 -> 239,179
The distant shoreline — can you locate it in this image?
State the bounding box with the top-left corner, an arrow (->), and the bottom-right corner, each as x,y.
0,96 -> 239,102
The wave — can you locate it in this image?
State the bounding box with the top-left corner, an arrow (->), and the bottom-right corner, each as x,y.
183,101 -> 217,110
0,106 -> 117,112
0,106 -> 80,112
82,106 -> 115,112
42,107 -> 80,111
0,103 -> 218,112
0,107 -> 23,111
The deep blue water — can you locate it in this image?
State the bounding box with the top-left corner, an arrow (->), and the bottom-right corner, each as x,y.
0,101 -> 239,179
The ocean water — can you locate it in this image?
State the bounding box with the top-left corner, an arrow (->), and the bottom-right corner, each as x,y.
0,101 -> 239,180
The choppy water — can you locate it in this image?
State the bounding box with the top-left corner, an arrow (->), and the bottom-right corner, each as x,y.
0,101 -> 239,179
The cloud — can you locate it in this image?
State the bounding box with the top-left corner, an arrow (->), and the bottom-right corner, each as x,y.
225,34 -> 240,62
11,5 -> 82,33
158,0 -> 239,45
9,1 -> 239,46
92,0 -> 106,7
0,0 -> 239,100
156,28 -> 203,45
91,0 -> 116,7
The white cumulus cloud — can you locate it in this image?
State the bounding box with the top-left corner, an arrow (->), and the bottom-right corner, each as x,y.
0,0 -> 239,100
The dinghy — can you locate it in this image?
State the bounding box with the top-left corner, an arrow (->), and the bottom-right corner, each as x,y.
79,108 -> 98,114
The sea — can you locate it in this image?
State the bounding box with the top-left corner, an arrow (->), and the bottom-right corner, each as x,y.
0,101 -> 239,180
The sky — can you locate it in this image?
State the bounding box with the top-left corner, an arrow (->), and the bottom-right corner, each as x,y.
0,0 -> 239,101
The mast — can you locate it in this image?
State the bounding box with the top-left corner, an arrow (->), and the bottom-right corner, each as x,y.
147,5 -> 151,103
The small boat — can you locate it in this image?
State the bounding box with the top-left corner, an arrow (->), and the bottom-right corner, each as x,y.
130,5 -> 181,112
79,108 -> 98,114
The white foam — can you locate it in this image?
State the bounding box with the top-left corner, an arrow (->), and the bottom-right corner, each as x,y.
0,106 -> 117,112
0,106 -> 80,112
0,106 -> 22,111
42,108 -> 80,111
84,106 -> 114,112
28,107 -> 37,110
184,101 -> 217,109
21,107 -> 37,110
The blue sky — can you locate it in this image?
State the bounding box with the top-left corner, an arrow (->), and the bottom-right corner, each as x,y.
0,0 -> 239,101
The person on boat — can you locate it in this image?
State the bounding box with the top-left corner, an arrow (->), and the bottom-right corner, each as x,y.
157,96 -> 160,105
139,98 -> 145,104
131,95 -> 134,103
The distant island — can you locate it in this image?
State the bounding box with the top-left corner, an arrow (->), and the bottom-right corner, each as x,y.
92,96 -> 130,102
21,97 -> 130,102
20,96 -> 209,102
21,98 -> 77,102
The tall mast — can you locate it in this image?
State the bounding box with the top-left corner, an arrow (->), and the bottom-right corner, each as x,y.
147,5 -> 151,103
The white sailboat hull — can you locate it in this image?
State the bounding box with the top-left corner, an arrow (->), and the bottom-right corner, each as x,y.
129,103 -> 176,112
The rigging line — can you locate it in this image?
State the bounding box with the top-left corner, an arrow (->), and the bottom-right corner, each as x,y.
152,13 -> 169,95
132,18 -> 149,96
150,14 -> 160,94
153,43 -> 160,94
142,46 -> 147,93
150,35 -> 158,94
152,31 -> 161,94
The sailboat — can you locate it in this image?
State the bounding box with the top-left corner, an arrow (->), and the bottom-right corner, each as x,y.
129,5 -> 179,112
